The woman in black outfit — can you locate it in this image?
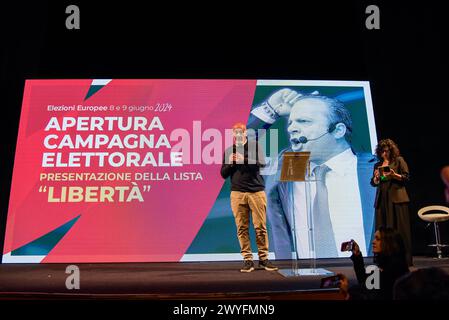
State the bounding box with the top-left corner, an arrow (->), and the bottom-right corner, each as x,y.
339,227 -> 410,300
371,139 -> 412,266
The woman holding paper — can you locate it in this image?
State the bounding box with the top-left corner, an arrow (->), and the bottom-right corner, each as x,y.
371,139 -> 412,265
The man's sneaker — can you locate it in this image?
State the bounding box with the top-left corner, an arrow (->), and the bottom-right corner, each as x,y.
259,259 -> 279,271
240,260 -> 255,273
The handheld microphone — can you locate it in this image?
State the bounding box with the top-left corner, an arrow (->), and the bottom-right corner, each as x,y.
235,136 -> 244,145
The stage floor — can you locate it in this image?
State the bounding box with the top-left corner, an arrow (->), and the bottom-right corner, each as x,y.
1,257 -> 448,300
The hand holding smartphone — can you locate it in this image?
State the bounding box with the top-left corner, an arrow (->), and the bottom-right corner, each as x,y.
340,239 -> 354,252
379,165 -> 391,175
320,275 -> 342,288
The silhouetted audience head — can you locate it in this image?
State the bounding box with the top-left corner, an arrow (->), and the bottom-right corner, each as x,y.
441,166 -> 449,203
394,267 -> 449,299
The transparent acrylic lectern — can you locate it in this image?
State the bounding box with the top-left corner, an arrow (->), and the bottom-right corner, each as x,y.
277,152 -> 334,277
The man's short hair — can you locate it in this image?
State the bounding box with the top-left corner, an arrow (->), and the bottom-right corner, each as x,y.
297,95 -> 353,142
232,122 -> 247,131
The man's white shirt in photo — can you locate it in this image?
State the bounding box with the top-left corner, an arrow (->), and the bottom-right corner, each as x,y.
293,148 -> 367,258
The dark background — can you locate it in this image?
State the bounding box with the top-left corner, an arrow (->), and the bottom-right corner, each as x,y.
1,0 -> 448,261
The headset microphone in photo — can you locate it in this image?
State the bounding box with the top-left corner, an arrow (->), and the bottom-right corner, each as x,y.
297,123 -> 338,144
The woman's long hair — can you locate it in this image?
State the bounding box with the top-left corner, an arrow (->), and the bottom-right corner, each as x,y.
374,226 -> 408,272
375,139 -> 400,162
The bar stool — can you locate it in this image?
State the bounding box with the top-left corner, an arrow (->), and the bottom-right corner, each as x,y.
418,205 -> 449,259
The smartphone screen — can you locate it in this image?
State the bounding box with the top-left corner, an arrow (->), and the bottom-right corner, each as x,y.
320,275 -> 341,288
340,240 -> 353,252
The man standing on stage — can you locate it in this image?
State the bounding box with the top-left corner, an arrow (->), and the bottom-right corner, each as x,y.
220,122 -> 278,272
